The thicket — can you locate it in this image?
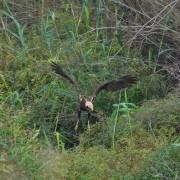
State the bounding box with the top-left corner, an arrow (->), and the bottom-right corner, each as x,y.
0,0 -> 179,179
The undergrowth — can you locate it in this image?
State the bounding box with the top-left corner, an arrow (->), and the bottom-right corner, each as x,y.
0,1 -> 179,179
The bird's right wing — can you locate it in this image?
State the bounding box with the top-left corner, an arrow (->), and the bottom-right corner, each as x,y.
51,62 -> 81,94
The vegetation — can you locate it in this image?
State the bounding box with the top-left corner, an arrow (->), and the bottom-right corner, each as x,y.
0,0 -> 179,179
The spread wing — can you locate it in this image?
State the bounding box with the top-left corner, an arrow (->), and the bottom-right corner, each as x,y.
92,75 -> 137,100
51,62 -> 81,94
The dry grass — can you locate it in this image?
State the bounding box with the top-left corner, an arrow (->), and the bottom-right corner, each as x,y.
111,0 -> 180,82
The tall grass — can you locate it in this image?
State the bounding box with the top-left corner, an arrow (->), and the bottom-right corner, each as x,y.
0,0 -> 179,179
0,10 -> 26,48
112,90 -> 138,150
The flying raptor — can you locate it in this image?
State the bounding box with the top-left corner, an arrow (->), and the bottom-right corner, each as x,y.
51,62 -> 137,120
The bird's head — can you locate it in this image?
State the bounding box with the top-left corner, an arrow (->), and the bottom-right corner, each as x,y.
79,95 -> 94,112
85,96 -> 94,111
85,101 -> 94,112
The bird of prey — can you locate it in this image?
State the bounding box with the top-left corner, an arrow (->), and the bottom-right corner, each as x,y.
51,62 -> 137,125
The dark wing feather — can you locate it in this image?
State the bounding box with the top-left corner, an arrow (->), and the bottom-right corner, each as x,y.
92,75 -> 137,100
51,62 -> 81,93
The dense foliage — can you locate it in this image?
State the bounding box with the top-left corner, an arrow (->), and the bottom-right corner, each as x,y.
0,0 -> 179,179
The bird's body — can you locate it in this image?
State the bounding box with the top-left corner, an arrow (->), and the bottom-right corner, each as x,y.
51,62 -> 137,128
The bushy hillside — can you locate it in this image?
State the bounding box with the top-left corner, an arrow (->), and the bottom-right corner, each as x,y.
0,1 -> 179,179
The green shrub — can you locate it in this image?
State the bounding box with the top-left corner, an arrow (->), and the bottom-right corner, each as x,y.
137,145 -> 180,179
133,91 -> 180,133
0,1 -> 179,179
